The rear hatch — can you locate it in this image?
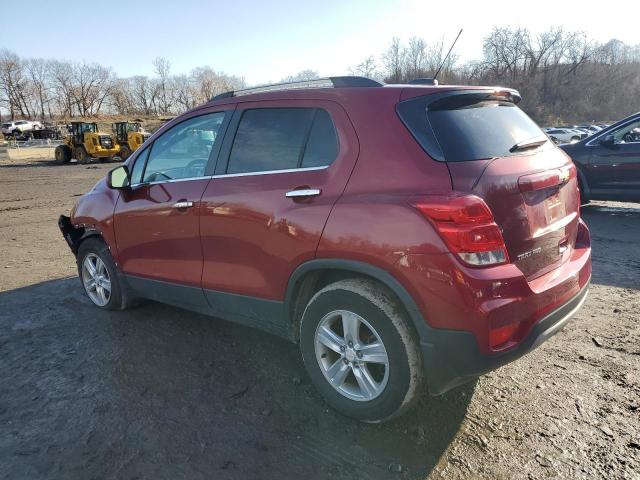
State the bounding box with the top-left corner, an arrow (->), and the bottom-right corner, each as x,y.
398,88 -> 580,279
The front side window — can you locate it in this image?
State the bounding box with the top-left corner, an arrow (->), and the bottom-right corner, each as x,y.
226,108 -> 338,174
611,120 -> 640,144
142,112 -> 225,183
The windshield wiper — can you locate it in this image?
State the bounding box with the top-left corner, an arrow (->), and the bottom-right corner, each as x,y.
509,136 -> 548,153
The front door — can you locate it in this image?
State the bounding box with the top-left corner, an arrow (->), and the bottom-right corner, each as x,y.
588,119 -> 640,199
199,101 -> 359,317
113,110 -> 230,295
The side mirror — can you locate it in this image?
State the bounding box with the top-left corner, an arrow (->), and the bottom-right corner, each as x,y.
107,165 -> 130,189
600,134 -> 615,147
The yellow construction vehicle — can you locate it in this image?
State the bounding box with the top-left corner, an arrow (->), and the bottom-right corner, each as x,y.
113,121 -> 150,160
55,122 -> 120,164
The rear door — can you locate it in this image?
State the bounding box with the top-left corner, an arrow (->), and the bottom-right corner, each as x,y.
398,89 -> 580,279
199,100 -> 358,303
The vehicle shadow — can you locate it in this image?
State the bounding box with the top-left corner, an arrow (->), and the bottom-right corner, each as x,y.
580,201 -> 640,290
0,277 -> 472,480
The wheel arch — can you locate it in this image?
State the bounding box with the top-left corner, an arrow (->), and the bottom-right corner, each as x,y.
59,215 -> 108,257
284,259 -> 429,344
576,166 -> 590,202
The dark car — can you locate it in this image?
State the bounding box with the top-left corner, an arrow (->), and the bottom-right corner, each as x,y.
561,112 -> 640,202
59,77 -> 591,422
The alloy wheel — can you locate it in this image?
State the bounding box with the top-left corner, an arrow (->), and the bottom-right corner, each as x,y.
314,309 -> 389,401
81,253 -> 111,306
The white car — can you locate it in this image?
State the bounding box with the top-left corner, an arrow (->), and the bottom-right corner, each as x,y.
544,128 -> 582,144
1,120 -> 43,137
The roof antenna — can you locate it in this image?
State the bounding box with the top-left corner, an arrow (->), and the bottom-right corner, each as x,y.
433,28 -> 463,82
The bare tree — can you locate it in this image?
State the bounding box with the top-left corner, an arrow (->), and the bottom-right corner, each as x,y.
0,50 -> 31,118
153,56 -> 172,114
130,75 -> 159,115
25,58 -> 51,121
405,36 -> 427,79
382,37 -> 405,83
281,70 -> 320,82
350,56 -> 378,78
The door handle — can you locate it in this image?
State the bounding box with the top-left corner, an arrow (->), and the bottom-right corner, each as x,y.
285,188 -> 321,198
173,200 -> 194,209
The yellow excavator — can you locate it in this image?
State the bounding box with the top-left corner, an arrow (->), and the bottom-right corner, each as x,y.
55,122 -> 120,164
113,121 -> 150,160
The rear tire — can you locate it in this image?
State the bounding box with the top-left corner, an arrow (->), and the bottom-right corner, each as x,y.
55,145 -> 71,163
76,237 -> 137,310
299,278 -> 424,423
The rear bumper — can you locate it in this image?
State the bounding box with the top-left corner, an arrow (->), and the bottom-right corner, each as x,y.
396,218 -> 592,395
421,278 -> 589,394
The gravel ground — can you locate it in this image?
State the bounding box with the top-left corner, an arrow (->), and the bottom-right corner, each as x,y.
0,158 -> 638,480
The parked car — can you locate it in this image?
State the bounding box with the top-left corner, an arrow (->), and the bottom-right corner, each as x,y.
567,126 -> 590,135
0,120 -> 43,137
561,112 -> 640,203
59,77 -> 592,422
545,128 -> 583,143
565,128 -> 589,139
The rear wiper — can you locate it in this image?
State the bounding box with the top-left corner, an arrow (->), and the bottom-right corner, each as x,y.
509,136 -> 548,153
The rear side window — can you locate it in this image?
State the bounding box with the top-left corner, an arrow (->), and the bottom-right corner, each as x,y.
226,108 -> 338,174
398,93 -> 545,162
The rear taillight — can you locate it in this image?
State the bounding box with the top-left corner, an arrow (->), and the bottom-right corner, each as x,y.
414,195 -> 509,267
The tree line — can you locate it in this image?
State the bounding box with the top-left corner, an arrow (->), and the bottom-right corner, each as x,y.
351,27 -> 640,123
2,26 -> 639,124
0,52 -> 244,121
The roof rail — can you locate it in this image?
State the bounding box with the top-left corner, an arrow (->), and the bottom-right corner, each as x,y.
211,76 -> 382,101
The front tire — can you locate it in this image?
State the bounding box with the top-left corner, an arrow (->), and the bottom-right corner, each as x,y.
76,238 -> 135,310
76,146 -> 90,164
119,145 -> 131,161
299,279 -> 423,422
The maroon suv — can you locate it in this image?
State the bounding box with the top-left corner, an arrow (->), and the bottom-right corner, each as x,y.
59,77 -> 592,422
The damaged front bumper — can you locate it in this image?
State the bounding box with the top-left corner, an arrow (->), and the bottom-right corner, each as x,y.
58,215 -> 82,255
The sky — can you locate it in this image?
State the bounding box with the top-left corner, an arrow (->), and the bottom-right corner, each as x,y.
2,0 -> 639,85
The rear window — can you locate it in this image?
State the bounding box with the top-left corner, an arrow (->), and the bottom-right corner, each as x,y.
398,92 -> 546,162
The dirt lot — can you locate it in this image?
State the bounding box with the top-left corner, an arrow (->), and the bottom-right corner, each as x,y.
0,158 -> 638,480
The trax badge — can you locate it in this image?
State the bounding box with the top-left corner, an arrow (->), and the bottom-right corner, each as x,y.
517,247 -> 543,261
